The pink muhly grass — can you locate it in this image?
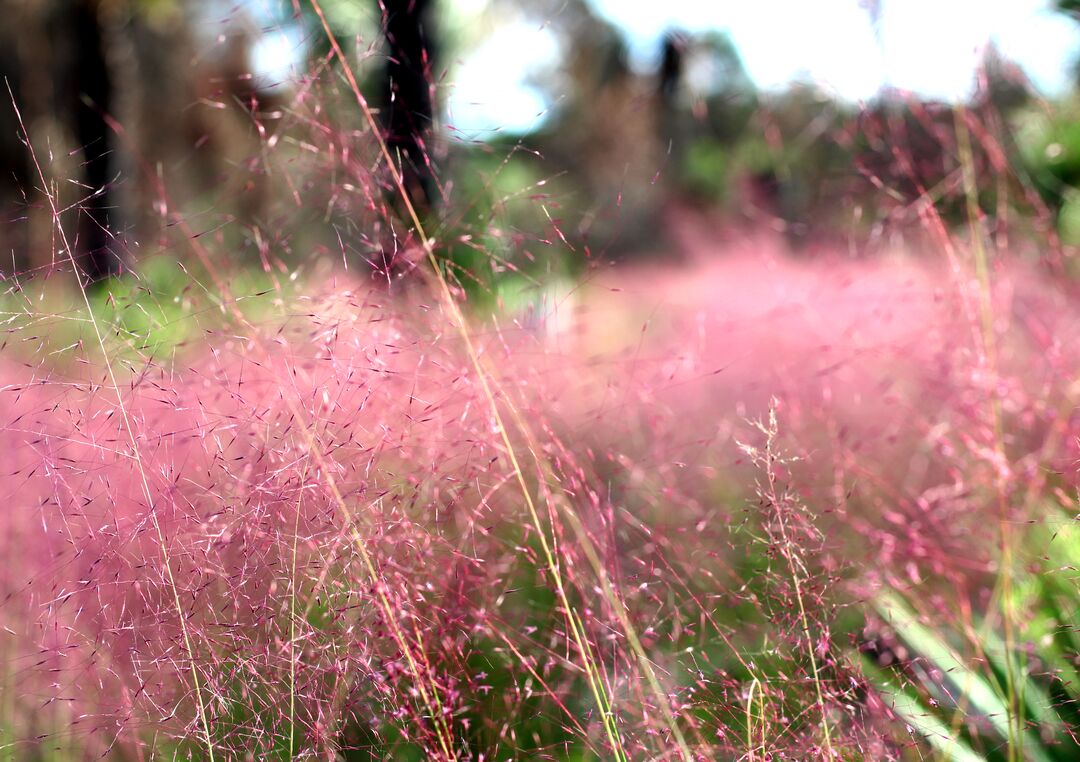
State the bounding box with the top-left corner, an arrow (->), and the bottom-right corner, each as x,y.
3,236 -> 1079,759
3,17 -> 1080,760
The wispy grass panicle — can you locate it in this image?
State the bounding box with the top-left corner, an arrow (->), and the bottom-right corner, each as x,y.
4,15 -> 1080,760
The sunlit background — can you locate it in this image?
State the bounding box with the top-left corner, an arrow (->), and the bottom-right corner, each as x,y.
6,0 -> 1080,287
232,0 -> 1080,132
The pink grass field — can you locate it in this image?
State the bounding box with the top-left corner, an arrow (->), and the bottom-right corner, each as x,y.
2,242 -> 1079,759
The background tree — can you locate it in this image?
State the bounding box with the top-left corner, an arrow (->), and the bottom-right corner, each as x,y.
380,0 -> 439,213
67,0 -> 123,281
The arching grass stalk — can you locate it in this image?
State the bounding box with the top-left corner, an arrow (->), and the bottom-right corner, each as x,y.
746,675 -> 765,762
464,320 -> 706,754
304,3 -> 707,754
288,465 -> 309,758
90,100 -> 460,762
742,407 -> 834,758
6,85 -> 217,762
303,4 -> 631,759
954,106 -> 1021,762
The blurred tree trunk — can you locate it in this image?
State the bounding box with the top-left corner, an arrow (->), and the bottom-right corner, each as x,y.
3,0 -> 276,278
658,31 -> 684,107
69,0 -> 124,281
3,0 -> 128,281
2,0 -> 58,278
0,3 -> 31,276
6,0 -> 141,282
657,31 -> 686,195
380,0 -> 438,213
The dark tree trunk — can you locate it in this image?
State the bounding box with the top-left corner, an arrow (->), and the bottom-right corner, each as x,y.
0,16 -> 31,275
70,0 -> 121,282
380,0 -> 437,212
658,31 -> 684,106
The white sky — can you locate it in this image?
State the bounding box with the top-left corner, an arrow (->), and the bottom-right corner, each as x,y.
445,13 -> 562,138
446,0 -> 1080,135
589,0 -> 1079,98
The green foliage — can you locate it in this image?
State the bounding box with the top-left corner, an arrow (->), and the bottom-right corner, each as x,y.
438,143 -> 575,315
681,139 -> 730,201
866,512 -> 1080,761
88,257 -> 194,361
0,257 -> 299,368
1015,105 -> 1080,206
1056,0 -> 1080,19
